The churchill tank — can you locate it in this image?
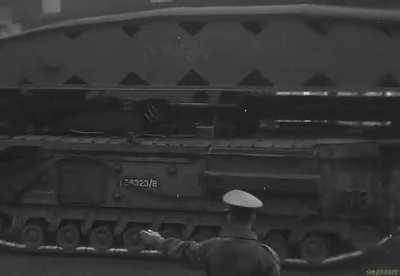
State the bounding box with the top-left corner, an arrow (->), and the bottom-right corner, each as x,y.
0,3 -> 400,264
0,135 -> 399,265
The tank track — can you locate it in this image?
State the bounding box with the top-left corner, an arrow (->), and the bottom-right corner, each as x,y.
0,233 -> 397,270
0,204 -> 366,264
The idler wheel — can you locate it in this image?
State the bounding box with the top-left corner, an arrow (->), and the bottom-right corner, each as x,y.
122,226 -> 146,252
20,223 -> 45,248
300,234 -> 329,264
264,233 -> 289,259
89,225 -> 114,251
56,224 -> 81,250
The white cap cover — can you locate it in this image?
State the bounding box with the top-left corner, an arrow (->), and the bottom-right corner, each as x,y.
223,189 -> 263,209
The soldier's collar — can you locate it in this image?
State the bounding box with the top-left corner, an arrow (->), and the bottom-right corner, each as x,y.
220,225 -> 257,240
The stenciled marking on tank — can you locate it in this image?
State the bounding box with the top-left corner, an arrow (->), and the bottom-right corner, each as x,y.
119,177 -> 159,190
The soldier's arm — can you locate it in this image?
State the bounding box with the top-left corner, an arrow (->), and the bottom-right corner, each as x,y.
140,230 -> 214,266
158,237 -> 215,266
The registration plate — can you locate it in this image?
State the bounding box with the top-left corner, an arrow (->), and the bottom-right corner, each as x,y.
119,177 -> 159,190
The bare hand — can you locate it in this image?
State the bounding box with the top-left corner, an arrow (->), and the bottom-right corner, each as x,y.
376,226 -> 400,248
139,229 -> 165,250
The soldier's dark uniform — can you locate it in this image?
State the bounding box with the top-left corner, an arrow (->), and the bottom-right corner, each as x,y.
158,225 -> 280,276
148,190 -> 280,276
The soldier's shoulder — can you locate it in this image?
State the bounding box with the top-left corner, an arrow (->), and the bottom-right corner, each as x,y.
260,243 -> 281,275
260,243 -> 280,263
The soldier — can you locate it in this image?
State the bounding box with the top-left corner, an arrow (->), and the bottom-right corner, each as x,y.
140,189 -> 280,276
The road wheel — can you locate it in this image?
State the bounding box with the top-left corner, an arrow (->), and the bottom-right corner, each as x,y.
161,224 -> 182,238
0,217 -> 4,235
300,234 -> 329,264
122,226 -> 146,252
56,224 -> 81,250
191,227 -> 217,242
89,225 -> 114,251
21,223 -> 44,248
264,233 -> 289,259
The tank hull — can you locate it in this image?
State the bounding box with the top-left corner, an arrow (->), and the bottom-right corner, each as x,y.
0,135 -> 399,262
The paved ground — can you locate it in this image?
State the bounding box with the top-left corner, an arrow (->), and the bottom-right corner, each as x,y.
0,249 -> 398,276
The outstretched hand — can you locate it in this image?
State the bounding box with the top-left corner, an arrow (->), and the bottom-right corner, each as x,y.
139,229 -> 165,250
376,226 -> 400,247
